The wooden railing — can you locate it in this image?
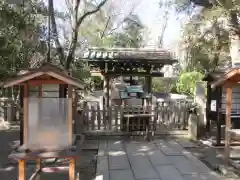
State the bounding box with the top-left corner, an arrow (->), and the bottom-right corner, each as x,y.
77,101 -> 191,135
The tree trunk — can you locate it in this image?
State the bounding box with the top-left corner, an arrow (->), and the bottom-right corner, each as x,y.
229,11 -> 240,67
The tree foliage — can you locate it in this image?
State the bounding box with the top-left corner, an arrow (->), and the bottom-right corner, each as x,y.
174,0 -> 240,73
176,71 -> 204,97
180,14 -> 230,73
152,78 -> 177,93
113,14 -> 144,48
0,1 -> 47,80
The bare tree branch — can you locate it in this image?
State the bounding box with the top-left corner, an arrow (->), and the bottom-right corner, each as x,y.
65,0 -> 107,69
65,0 -> 74,29
158,11 -> 169,48
49,0 -> 65,66
100,16 -> 111,39
76,0 -> 107,27
105,3 -> 137,36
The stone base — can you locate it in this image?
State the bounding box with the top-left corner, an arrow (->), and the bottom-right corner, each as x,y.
188,114 -> 199,141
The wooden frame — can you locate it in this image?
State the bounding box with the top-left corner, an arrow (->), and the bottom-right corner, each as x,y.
211,68 -> 240,163
4,63 -> 85,180
203,70 -> 240,146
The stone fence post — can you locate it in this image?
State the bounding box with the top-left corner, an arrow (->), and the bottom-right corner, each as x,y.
188,81 -> 207,140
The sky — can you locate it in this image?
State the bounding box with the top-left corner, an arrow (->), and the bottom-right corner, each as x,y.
53,0 -> 186,50
134,0 -> 183,48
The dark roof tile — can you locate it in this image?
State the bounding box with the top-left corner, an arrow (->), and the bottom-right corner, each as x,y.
82,47 -> 177,65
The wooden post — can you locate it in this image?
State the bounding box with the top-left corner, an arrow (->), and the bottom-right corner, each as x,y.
146,76 -> 152,94
103,76 -> 107,108
68,85 -> 73,145
18,160 -> 26,180
206,82 -> 211,133
74,90 -> 79,135
20,85 -> 24,145
35,159 -> 41,180
69,158 -> 76,180
23,83 -> 28,146
106,76 -> 110,108
38,85 -> 42,139
216,87 -> 222,145
146,66 -> 152,95
225,86 -> 232,162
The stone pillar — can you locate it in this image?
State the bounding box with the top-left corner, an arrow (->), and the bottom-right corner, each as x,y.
194,81 -> 206,137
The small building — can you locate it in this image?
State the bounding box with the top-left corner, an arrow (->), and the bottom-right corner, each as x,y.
203,68 -> 240,145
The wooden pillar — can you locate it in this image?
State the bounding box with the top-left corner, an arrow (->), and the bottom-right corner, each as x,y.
146,66 -> 153,94
23,83 -> 28,146
216,87 -> 222,145
146,74 -> 152,107
225,86 -> 232,161
107,76 -> 111,108
103,62 -> 108,108
73,90 -> 79,135
206,82 -> 211,133
103,76 -> 107,108
147,76 -> 152,94
69,158 -> 76,180
18,159 -> 26,180
35,159 -> 41,180
38,85 -> 42,134
68,84 -> 73,145
20,85 -> 24,145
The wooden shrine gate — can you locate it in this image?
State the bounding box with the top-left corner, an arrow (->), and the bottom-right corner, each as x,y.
76,100 -> 191,136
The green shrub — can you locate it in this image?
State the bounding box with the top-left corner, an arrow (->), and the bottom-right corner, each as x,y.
176,71 -> 204,97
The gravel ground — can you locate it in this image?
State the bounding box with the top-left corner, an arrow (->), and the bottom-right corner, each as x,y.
0,127 -> 98,180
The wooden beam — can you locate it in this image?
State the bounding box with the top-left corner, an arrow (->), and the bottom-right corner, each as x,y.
90,71 -> 164,76
105,71 -> 164,77
224,81 -> 239,88
68,85 -> 73,145
212,68 -> 239,88
23,83 -> 28,146
23,79 -> 66,86
225,86 -> 232,162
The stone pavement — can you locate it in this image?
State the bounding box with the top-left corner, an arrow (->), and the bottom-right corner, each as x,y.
95,139 -> 226,180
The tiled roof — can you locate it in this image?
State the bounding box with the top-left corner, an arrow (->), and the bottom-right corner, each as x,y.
82,47 -> 177,64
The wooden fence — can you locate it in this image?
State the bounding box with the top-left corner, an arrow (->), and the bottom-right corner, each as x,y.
0,98 -> 191,135
77,100 -> 191,135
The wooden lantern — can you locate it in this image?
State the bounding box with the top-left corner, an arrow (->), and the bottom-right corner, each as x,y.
211,68 -> 240,164
4,63 -> 85,180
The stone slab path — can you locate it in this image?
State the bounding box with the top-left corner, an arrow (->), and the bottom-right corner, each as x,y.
95,139 -> 225,180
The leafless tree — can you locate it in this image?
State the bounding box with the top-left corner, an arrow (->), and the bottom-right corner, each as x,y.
49,0 -> 107,70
